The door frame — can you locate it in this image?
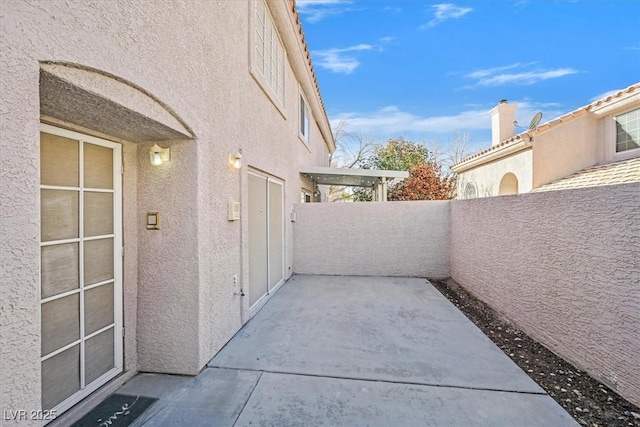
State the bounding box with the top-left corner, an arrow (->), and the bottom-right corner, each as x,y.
267,178 -> 285,294
247,170 -> 285,313
39,123 -> 123,416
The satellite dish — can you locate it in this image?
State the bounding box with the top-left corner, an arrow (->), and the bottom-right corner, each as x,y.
513,112 -> 543,142
529,112 -> 543,131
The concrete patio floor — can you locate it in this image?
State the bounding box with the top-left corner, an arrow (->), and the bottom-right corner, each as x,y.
119,275 -> 578,426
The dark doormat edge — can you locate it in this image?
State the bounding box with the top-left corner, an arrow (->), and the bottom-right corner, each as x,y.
71,393 -> 158,427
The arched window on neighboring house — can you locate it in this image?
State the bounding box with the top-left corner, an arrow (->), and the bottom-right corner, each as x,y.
464,182 -> 477,199
499,173 -> 519,195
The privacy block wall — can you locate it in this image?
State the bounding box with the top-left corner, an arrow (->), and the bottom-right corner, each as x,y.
293,201 -> 449,278
451,183 -> 640,406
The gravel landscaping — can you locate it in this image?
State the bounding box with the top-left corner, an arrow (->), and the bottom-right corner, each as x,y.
431,279 -> 640,427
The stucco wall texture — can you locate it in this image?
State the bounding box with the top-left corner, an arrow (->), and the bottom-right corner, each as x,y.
451,183 -> 640,406
293,201 -> 450,278
1,0 -> 332,422
532,115 -> 599,189
458,149 -> 533,197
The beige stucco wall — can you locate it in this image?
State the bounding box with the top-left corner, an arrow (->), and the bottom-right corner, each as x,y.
136,140 -> 201,374
1,0 -> 331,422
532,114 -> 599,188
450,183 -> 640,406
293,201 -> 450,278
457,149 -> 533,198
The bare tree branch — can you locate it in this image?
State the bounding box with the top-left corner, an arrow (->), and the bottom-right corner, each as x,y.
327,120 -> 377,202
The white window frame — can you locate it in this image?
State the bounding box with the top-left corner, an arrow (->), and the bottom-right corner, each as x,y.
39,123 -> 123,420
250,0 -> 286,114
299,92 -> 310,144
463,182 -> 477,199
612,107 -> 640,160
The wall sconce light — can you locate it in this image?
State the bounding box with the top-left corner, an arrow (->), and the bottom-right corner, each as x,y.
229,150 -> 243,169
150,144 -> 171,166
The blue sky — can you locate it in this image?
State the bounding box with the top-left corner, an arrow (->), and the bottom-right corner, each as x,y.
295,0 -> 640,156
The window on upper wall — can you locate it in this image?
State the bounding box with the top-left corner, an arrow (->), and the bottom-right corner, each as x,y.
614,108 -> 639,153
254,0 -> 284,105
300,94 -> 310,142
464,182 -> 477,199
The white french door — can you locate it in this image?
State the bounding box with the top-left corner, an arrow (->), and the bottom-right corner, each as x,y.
248,171 -> 284,309
39,124 -> 123,415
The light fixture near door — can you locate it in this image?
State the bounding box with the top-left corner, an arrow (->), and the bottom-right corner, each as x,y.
229,149 -> 243,169
150,143 -> 170,166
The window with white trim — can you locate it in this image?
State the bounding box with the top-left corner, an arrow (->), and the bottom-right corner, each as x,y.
614,108 -> 639,153
254,0 -> 284,105
300,94 -> 309,141
464,182 -> 477,199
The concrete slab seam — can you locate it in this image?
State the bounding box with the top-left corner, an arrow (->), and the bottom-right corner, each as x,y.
210,366 -> 548,396
231,371 -> 264,427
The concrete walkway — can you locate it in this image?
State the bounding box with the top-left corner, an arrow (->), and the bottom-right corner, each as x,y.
120,275 -> 578,426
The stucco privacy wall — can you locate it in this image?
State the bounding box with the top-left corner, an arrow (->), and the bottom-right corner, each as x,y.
293,201 -> 450,278
450,183 -> 640,406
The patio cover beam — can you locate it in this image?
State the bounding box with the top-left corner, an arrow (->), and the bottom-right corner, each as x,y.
300,167 -> 408,202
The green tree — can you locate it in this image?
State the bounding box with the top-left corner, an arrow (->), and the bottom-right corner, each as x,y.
353,137 -> 453,202
369,137 -> 433,171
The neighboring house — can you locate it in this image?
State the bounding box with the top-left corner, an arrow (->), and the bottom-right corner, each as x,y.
0,0 -> 334,423
452,83 -> 640,198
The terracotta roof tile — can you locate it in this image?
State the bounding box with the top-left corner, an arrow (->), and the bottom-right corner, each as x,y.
533,157 -> 640,192
288,0 -> 332,143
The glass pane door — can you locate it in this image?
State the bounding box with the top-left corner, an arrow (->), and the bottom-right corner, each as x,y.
248,172 -> 284,309
248,173 -> 268,307
40,125 -> 122,415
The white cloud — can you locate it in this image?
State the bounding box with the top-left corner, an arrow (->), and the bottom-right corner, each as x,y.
312,44 -> 374,74
464,62 -> 534,79
463,63 -> 579,87
479,69 -> 578,86
296,0 -> 351,23
382,6 -> 402,13
330,106 -> 491,135
329,101 -> 566,138
421,3 -> 473,28
590,89 -> 621,102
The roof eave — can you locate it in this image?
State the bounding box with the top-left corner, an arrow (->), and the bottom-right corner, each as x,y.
282,0 -> 336,153
452,139 -> 532,173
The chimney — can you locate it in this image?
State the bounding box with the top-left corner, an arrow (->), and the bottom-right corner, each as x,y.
490,99 -> 517,146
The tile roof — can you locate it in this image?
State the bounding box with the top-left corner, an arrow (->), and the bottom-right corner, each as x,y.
452,83 -> 640,169
533,157 -> 640,192
288,0 -> 333,146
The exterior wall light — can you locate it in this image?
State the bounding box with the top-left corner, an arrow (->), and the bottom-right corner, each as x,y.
229,150 -> 243,169
150,144 -> 170,166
